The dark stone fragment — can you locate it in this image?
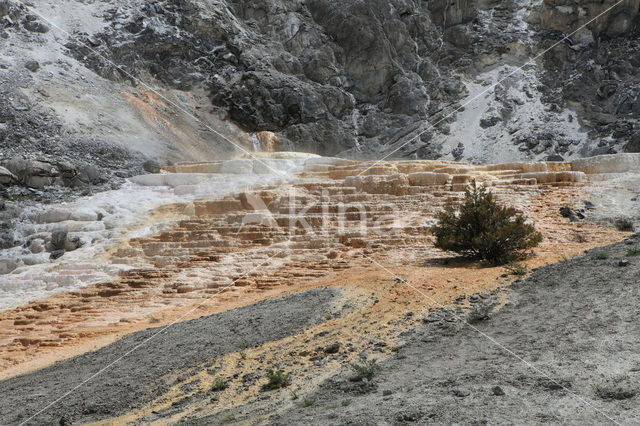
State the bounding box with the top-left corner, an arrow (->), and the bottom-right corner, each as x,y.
492,385 -> 505,396
50,229 -> 67,251
324,343 -> 340,354
50,249 -> 65,260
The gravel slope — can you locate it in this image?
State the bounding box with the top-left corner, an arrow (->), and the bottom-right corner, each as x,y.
264,236 -> 640,425
0,287 -> 342,425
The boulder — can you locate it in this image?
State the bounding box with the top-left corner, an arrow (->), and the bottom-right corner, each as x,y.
77,164 -> 102,185
0,166 -> 17,185
50,229 -> 68,251
28,239 -> 44,254
23,17 -> 49,33
24,60 -> 39,72
65,235 -> 83,251
49,249 -> 65,260
4,157 -> 60,188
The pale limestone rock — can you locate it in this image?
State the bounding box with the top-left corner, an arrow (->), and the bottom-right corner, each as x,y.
344,174 -> 410,196
130,173 -> 214,187
252,159 -> 296,175
520,171 -> 586,184
407,172 -> 450,186
173,162 -> 222,173
329,164 -> 399,180
395,161 -> 457,174
34,208 -> 97,223
479,162 -> 571,173
220,159 -> 254,175
570,154 -> 640,174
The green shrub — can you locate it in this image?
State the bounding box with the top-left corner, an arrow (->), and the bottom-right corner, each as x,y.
303,399 -> 315,407
596,252 -> 609,260
615,219 -> 634,232
211,379 -> 227,392
430,183 -> 542,265
626,248 -> 640,257
341,399 -> 351,407
262,369 -> 290,391
350,359 -> 381,381
504,261 -> 528,276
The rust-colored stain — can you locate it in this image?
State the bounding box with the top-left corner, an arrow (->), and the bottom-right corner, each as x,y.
0,161 -> 627,382
122,90 -> 223,161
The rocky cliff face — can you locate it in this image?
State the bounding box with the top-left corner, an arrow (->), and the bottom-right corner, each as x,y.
62,0 -> 478,158
1,0 -> 640,182
532,0 -> 640,154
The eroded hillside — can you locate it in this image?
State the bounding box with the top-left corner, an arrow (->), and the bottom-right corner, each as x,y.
0,153 -> 638,424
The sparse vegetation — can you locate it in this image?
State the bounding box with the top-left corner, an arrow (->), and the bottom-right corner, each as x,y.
290,390 -> 299,400
627,248 -> 640,257
615,219 -> 635,232
430,183 -> 542,265
262,369 -> 291,391
596,252 -> 610,260
504,262 -> 528,276
341,399 -> 352,407
211,379 -> 227,392
221,413 -> 236,423
594,383 -> 636,400
546,280 -> 559,287
350,359 -> 381,381
303,398 -> 315,407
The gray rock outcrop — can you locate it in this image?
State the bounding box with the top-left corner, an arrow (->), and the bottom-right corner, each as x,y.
532,0 -> 640,155
64,0 -> 476,157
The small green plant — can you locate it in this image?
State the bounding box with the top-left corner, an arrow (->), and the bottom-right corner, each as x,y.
211,379 -> 226,392
262,369 -> 291,391
221,413 -> 236,423
430,183 -> 542,265
504,261 -> 528,276
530,353 -> 540,362
303,398 -> 315,407
351,359 -> 381,381
627,248 -> 640,257
615,219 -> 634,232
341,399 -> 351,407
290,390 -> 299,400
546,280 -> 559,287
596,252 -> 610,260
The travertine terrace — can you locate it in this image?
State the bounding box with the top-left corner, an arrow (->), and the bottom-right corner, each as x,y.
1,153 -> 636,388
